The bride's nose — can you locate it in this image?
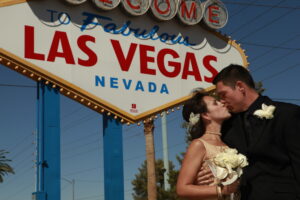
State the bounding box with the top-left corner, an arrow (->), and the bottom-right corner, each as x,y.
218,101 -> 224,106
220,99 -> 227,105
219,101 -> 227,107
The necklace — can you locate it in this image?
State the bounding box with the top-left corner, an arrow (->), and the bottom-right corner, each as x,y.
205,131 -> 222,136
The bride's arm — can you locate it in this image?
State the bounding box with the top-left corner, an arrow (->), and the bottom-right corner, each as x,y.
176,140 -> 239,199
176,139 -> 218,199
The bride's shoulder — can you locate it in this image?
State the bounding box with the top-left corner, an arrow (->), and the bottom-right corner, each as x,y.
185,139 -> 207,158
189,139 -> 206,149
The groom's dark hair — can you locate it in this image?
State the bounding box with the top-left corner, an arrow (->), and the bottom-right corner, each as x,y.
212,64 -> 255,89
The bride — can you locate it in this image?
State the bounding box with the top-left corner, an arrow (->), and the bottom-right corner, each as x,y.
176,91 -> 240,200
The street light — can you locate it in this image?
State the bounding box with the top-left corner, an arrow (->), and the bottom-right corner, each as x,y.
62,177 -> 75,200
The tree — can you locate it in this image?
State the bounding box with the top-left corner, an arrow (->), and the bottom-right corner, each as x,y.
0,150 -> 14,183
255,81 -> 265,94
144,120 -> 157,200
131,159 -> 181,200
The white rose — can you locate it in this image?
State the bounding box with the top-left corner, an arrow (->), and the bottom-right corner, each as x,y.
189,112 -> 200,126
237,154 -> 248,168
224,148 -> 238,154
254,104 -> 276,119
213,148 -> 248,173
215,166 -> 228,180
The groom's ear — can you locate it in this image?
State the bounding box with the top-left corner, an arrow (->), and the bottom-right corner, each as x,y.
236,81 -> 246,94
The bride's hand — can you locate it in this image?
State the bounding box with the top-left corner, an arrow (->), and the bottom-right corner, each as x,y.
221,179 -> 240,195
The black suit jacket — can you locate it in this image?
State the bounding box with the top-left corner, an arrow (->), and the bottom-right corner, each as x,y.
221,96 -> 300,200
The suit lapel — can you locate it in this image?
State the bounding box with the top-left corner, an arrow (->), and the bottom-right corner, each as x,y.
235,114 -> 249,154
248,118 -> 268,151
247,97 -> 275,151
223,114 -> 248,154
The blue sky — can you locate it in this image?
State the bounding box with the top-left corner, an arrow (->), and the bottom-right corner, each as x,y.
0,0 -> 300,200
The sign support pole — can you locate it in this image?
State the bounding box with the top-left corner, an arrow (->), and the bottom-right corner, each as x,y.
161,112 -> 170,190
103,116 -> 124,200
33,82 -> 61,200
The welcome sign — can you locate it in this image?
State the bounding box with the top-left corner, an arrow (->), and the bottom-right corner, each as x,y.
0,0 -> 248,124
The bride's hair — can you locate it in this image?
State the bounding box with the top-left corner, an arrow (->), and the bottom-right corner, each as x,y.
182,89 -> 208,140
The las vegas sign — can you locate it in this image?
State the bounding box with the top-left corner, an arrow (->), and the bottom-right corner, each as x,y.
0,0 -> 248,124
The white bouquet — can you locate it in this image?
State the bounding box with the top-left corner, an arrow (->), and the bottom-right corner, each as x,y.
207,148 -> 248,185
206,148 -> 248,200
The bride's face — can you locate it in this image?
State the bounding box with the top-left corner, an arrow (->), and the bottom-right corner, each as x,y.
202,96 -> 231,122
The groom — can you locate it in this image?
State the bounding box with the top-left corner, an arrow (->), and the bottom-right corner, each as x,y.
207,64 -> 300,200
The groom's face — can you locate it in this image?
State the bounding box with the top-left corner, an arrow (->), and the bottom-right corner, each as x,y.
215,81 -> 245,113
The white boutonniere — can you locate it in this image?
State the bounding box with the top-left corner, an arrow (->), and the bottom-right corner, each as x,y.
253,103 -> 276,119
189,112 -> 200,126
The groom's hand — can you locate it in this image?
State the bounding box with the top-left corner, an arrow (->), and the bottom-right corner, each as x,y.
195,166 -> 214,185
